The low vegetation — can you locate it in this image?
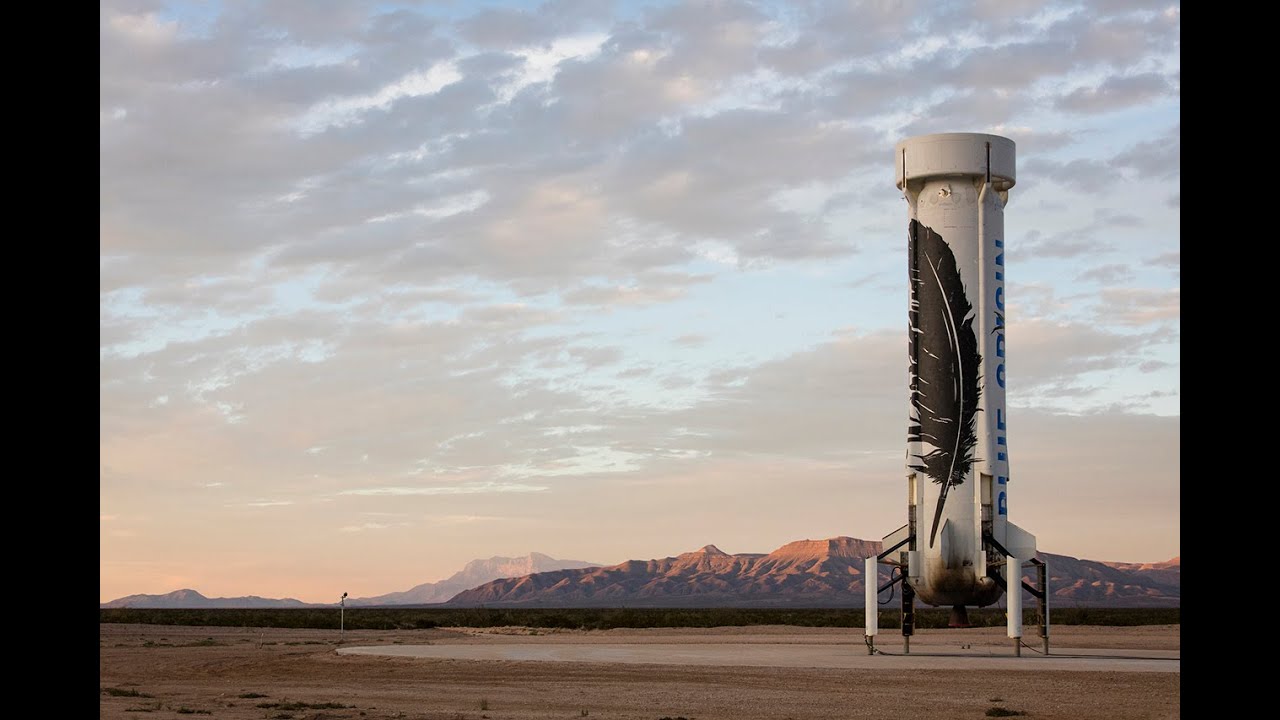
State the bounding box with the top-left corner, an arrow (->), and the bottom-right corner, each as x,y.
99,606 -> 1178,630
255,701 -> 352,710
986,697 -> 1027,717
102,687 -> 154,698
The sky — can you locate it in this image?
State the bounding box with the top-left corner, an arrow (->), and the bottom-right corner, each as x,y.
100,0 -> 1180,603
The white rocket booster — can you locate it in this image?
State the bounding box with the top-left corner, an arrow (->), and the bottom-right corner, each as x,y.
879,133 -> 1037,613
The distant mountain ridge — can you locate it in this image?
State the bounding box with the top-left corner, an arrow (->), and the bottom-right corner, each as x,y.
348,552 -> 599,606
445,537 -> 1180,608
1046,553 -> 1181,605
100,589 -> 310,609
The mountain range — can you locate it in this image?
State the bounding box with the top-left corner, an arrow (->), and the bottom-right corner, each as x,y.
446,537 -> 1180,607
100,538 -> 1179,608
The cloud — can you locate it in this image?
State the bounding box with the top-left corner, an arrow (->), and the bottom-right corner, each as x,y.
567,345 -> 624,368
105,10 -> 179,46
1006,318 -> 1162,389
947,39 -> 1078,92
458,1 -> 611,49
339,522 -> 409,533
1094,288 -> 1180,327
337,482 -> 549,496
1019,125 -> 1178,197
295,61 -> 463,134
430,514 -> 508,525
1111,126 -> 1180,179
1012,233 -> 1105,260
1055,73 -> 1173,114
993,127 -> 1077,155
1011,207 -> 1146,263
1075,263 -> 1135,284
1074,7 -> 1180,62
1022,157 -> 1113,194
563,278 -> 703,307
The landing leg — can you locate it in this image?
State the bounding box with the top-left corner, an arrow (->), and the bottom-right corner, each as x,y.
864,556 -> 878,655
1037,560 -> 1050,655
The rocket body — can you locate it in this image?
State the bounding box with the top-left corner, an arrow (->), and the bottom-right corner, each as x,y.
885,133 -> 1036,608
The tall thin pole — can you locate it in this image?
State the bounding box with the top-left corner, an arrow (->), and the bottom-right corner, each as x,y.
340,594 -> 346,641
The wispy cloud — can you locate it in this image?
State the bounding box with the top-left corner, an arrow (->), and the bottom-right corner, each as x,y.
339,522 -> 409,533
1076,264 -> 1135,284
1095,288 -> 1181,327
294,61 -> 463,134
338,482 -> 548,497
1055,72 -> 1174,113
431,514 -> 507,525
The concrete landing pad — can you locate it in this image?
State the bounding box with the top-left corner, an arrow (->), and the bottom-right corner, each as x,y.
337,642 -> 1179,673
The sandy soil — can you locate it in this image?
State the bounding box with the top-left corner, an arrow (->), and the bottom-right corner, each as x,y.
99,623 -> 1179,720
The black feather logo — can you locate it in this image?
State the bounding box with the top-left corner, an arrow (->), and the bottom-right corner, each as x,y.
907,219 -> 982,548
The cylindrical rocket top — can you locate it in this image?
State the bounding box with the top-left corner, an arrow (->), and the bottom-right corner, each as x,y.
895,133 -> 1015,192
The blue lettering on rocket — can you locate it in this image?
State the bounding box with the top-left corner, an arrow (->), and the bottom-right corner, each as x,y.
993,238 -> 1008,467
996,410 -> 1007,461
998,491 -> 1007,515
996,362 -> 1006,457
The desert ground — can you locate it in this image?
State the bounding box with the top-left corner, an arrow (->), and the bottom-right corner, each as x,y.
100,623 -> 1179,720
